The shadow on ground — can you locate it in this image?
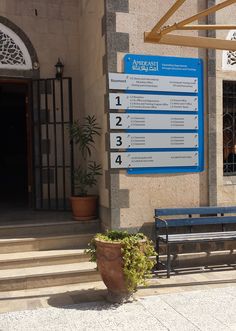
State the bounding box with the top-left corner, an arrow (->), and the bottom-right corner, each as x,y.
47,264 -> 236,309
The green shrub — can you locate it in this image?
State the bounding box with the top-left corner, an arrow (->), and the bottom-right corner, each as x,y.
70,115 -> 102,196
86,230 -> 157,291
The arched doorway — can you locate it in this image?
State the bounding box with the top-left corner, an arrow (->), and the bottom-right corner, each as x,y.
0,19 -> 74,212
0,80 -> 31,208
0,19 -> 38,209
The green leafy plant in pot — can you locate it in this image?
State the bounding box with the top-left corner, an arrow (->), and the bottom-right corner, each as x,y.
86,230 -> 156,303
70,115 -> 102,221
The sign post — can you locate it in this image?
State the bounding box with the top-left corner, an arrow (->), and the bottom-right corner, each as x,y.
108,54 -> 204,174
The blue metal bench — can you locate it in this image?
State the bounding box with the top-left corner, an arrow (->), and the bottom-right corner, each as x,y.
154,206 -> 236,278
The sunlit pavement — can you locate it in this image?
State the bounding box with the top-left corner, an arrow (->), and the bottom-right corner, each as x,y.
0,284 -> 235,331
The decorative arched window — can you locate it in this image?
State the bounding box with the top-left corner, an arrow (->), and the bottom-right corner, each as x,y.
222,31 -> 236,71
0,22 -> 32,70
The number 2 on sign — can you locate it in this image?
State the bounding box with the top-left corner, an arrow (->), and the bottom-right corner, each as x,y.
116,116 -> 122,126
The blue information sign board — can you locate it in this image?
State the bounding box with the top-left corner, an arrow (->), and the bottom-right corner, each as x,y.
122,54 -> 204,175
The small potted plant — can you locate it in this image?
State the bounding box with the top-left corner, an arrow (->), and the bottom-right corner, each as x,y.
70,115 -> 102,220
86,230 -> 156,303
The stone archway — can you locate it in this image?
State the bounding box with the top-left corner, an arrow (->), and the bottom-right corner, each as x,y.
0,16 -> 39,78
0,17 -> 40,209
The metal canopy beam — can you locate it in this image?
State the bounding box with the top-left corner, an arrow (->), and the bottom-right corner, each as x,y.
145,0 -> 236,50
176,25 -> 236,30
150,0 -> 187,35
144,33 -> 236,51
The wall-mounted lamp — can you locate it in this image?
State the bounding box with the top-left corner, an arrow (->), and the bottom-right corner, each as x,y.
55,58 -> 64,80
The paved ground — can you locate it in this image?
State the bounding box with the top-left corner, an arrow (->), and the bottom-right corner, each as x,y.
0,285 -> 235,331
0,266 -> 235,330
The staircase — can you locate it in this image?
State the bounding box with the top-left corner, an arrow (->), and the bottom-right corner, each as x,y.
0,217 -> 102,292
1,215 -> 236,314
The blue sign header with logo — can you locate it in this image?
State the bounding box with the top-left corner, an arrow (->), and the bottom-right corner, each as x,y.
124,54 -> 201,77
123,54 -> 204,175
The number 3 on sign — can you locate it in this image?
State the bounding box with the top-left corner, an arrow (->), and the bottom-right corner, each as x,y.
116,136 -> 122,146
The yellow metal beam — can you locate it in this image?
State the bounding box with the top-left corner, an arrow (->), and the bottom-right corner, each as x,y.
156,0 -> 236,37
150,0 -> 186,35
177,24 -> 236,30
144,32 -> 236,51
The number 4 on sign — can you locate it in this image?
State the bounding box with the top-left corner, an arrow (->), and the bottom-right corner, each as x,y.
111,153 -> 129,168
115,155 -> 122,165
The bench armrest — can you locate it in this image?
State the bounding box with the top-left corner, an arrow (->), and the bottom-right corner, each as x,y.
154,216 -> 169,243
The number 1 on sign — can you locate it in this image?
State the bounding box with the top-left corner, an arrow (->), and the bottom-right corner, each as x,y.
115,96 -> 122,106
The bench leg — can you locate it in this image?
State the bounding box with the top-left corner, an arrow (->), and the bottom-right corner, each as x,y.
156,238 -> 160,269
167,244 -> 171,278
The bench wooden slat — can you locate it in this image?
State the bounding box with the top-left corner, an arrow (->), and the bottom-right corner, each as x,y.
159,231 -> 236,243
155,206 -> 236,216
154,206 -> 236,278
155,216 -> 236,227
160,231 -> 236,239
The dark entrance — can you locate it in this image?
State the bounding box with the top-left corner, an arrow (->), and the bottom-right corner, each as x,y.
0,82 -> 29,208
0,78 -> 74,212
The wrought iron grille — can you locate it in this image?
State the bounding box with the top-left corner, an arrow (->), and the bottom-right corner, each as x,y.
31,78 -> 74,210
223,80 -> 236,175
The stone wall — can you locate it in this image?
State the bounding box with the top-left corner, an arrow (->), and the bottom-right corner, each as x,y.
214,2 -> 236,206
106,0 -> 209,231
77,0 -> 108,226
3,0 -> 236,229
0,0 -> 80,112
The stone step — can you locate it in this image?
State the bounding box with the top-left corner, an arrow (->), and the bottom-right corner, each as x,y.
0,281 -> 107,313
0,219 -> 100,238
0,267 -> 236,313
166,250 -> 236,268
0,262 -> 101,291
0,233 -> 94,253
0,249 -> 90,269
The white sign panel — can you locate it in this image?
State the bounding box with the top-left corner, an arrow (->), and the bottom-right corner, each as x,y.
109,73 -> 198,93
111,151 -> 199,168
110,133 -> 198,149
110,113 -> 198,130
109,93 -> 198,112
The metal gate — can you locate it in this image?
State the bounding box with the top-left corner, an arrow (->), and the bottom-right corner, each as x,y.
31,78 -> 74,210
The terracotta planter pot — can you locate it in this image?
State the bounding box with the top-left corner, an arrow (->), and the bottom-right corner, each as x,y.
70,195 -> 98,221
95,239 -> 134,303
